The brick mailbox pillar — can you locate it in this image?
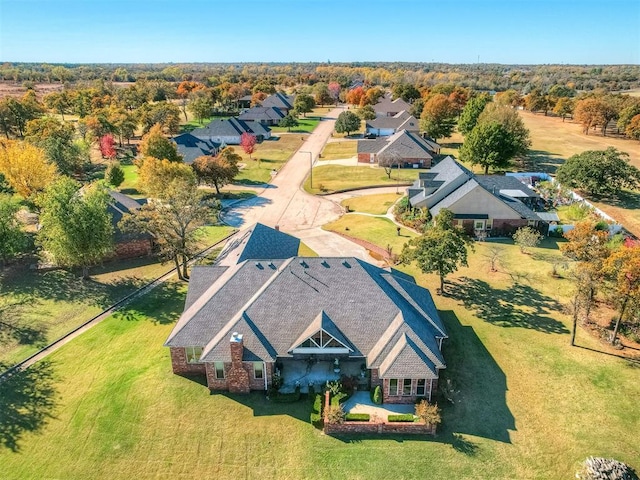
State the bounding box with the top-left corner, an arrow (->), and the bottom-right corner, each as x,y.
227,332 -> 250,394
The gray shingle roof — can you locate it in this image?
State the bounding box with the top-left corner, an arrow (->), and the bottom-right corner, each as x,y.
373,94 -> 412,115
379,334 -> 437,378
366,111 -> 418,131
215,223 -> 300,266
357,130 -> 438,159
107,190 -> 149,242
192,118 -> 271,139
172,133 -> 218,164
238,106 -> 286,123
261,92 -> 295,111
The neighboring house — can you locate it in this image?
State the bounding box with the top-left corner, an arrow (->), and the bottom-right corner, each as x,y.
357,129 -> 440,168
238,106 -> 286,126
238,95 -> 253,109
407,156 -> 544,235
261,92 -> 296,114
172,133 -> 219,164
165,223 -> 447,404
373,93 -> 412,117
191,118 -> 271,145
365,111 -> 420,137
107,190 -> 153,259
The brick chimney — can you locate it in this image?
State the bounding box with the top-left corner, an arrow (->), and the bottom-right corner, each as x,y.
228,332 -> 250,394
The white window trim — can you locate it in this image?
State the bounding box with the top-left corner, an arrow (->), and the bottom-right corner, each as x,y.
402,378 -> 413,396
214,361 -> 225,379
389,379 -> 399,396
253,362 -> 264,380
416,379 -> 426,396
186,346 -> 203,364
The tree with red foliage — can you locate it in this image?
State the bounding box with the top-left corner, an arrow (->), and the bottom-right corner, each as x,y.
240,132 -> 257,159
99,134 -> 116,159
328,82 -> 341,105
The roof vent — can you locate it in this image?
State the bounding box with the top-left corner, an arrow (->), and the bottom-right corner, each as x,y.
321,260 -> 330,268
268,261 -> 276,269
342,260 -> 351,268
299,260 -> 308,268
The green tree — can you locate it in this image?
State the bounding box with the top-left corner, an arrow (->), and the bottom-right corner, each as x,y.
512,226 -> 542,254
104,162 -> 125,188
279,113 -> 299,132
420,94 -> 456,141
136,101 -> 181,135
43,91 -> 72,121
617,102 -> 640,134
138,157 -> 195,198
356,104 -> 376,121
555,147 -> 640,197
458,93 -> 491,135
525,88 -> 550,114
294,93 -> 315,117
187,91 -> 213,125
37,178 -> 113,279
334,111 -> 361,136
120,178 -> 217,280
553,97 -> 574,122
192,147 -> 241,194
24,116 -> 85,174
459,121 -> 517,174
313,82 -> 332,107
138,123 -> 182,162
0,193 -> 29,266
400,209 -> 474,293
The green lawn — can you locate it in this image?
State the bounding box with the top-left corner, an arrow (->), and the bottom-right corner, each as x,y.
1,236 -> 639,478
323,214 -> 417,253
341,193 -> 403,215
320,141 -> 357,160
0,225 -> 234,366
179,116 -> 227,133
304,165 -> 425,194
270,117 -> 320,134
118,163 -> 141,197
234,135 -> 304,184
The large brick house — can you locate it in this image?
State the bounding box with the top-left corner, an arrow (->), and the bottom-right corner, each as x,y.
357,129 -> 440,168
407,156 -> 544,235
165,223 -> 447,403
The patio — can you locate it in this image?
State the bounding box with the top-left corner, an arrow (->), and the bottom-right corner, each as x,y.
279,358 -> 367,393
341,391 -> 415,420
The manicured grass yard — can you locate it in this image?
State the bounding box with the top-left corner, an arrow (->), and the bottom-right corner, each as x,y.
323,214 -> 417,253
304,165 -> 425,194
235,135 -> 304,184
270,117 -> 320,134
341,193 -> 403,215
0,225 -> 234,366
320,140 -> 357,160
2,236 -> 638,479
118,163 -> 141,196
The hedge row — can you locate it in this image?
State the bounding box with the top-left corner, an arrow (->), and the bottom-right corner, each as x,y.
345,413 -> 370,422
387,414 -> 416,422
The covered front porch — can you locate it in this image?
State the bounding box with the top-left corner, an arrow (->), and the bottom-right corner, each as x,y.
278,357 -> 368,393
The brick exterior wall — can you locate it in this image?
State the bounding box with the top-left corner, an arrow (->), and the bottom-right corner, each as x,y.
492,219 -> 529,236
170,347 -> 206,375
205,361 -> 273,391
370,368 -> 382,388
358,153 -> 373,163
114,238 -> 153,259
382,378 -> 434,404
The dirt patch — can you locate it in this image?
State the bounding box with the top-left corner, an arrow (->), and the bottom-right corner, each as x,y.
0,82 -> 64,100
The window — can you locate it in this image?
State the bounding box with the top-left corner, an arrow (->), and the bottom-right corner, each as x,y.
528,220 -> 537,227
417,379 -> 426,396
214,362 -> 225,379
403,379 -> 412,396
253,362 -> 264,379
186,346 -> 203,364
486,219 -> 493,231
474,220 -> 485,230
389,379 -> 398,396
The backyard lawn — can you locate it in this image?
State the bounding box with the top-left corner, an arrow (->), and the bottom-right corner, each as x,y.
1,235 -> 638,479
304,165 -> 424,194
0,224 -> 235,366
235,135 -> 304,184
320,140 -> 357,160
341,192 -> 402,215
270,117 -> 320,134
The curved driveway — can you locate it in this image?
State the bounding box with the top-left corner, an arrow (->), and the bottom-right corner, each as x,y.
222,107 -> 382,262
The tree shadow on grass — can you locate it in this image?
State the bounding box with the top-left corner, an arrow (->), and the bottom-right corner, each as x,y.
332,311 -> 514,447
217,391 -> 312,424
600,189 -> 640,210
0,296 -> 48,347
522,149 -> 565,174
0,361 -> 57,452
111,281 -> 184,325
447,277 -> 568,334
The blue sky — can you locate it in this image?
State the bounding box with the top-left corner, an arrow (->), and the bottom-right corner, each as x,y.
0,0 -> 638,64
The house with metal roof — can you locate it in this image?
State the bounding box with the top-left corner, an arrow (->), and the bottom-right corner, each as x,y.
407,156 -> 545,235
165,223 -> 447,403
365,111 -> 420,137
357,129 -> 440,168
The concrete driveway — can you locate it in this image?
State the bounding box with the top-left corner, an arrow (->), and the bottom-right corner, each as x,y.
221,107 -> 380,262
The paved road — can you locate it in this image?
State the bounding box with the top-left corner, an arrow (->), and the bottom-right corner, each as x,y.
222,107 -> 379,262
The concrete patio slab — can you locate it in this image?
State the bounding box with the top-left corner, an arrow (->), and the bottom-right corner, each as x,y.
341,391 -> 414,420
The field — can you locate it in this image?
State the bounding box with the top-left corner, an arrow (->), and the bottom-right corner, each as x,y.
304,165 -> 425,194
1,231 -> 638,479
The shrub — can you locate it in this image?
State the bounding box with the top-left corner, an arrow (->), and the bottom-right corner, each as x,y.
577,457 -> 638,480
415,400 -> 442,427
513,226 -> 543,253
340,374 -> 359,395
326,380 -> 342,396
594,220 -> 609,231
104,161 -> 125,188
325,405 -> 345,425
345,413 -> 370,422
310,393 -> 323,427
387,414 -> 416,422
371,385 -> 382,404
